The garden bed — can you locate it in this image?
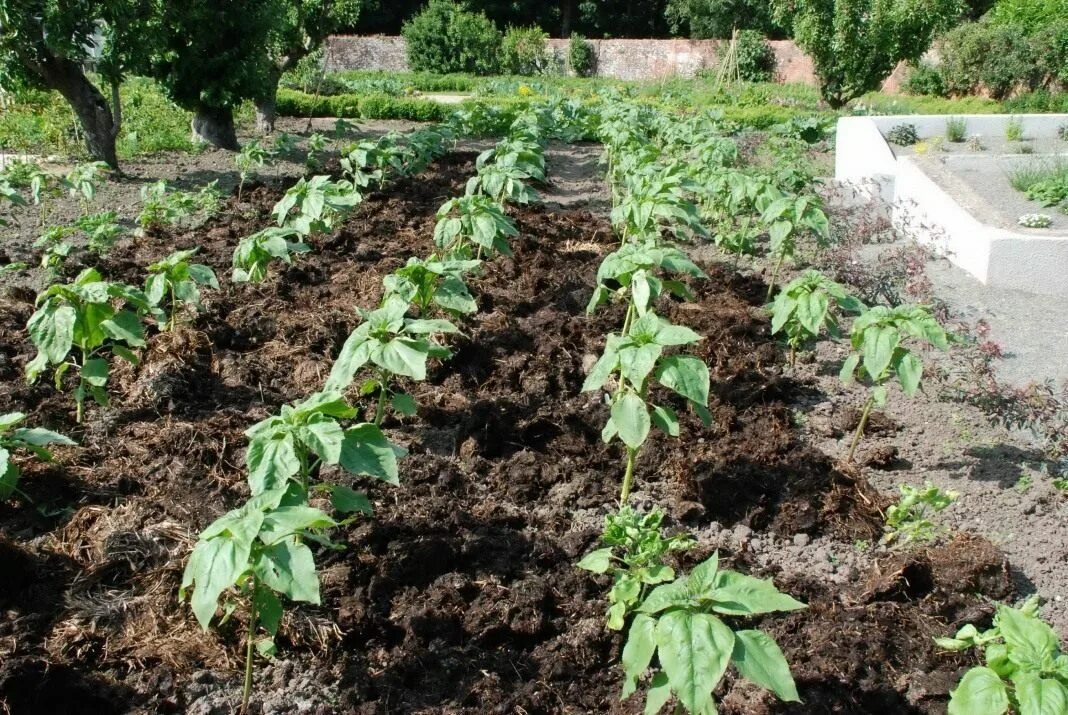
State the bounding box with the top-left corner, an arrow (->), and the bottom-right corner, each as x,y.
0,147 -> 1030,714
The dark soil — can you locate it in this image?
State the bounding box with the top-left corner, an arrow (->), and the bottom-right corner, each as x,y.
0,153 -> 1009,714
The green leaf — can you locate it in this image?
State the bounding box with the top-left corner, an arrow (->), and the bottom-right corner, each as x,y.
622,613 -> 658,699
862,326 -> 899,382
656,356 -> 709,406
254,537 -> 321,604
27,303 -> 75,367
639,580 -> 692,614
1014,673 -> 1068,715
254,587 -> 284,635
612,393 -> 651,450
710,571 -> 807,615
582,344 -> 620,393
686,552 -> 720,595
644,672 -> 672,715
338,424 -> 401,485
246,432 -> 301,495
81,358 -> 109,387
731,629 -> 800,702
100,310 -> 145,347
330,485 -> 373,515
13,427 -> 75,448
650,405 -> 680,437
259,506 -> 335,543
375,338 -> 429,380
577,547 -> 614,574
997,603 -> 1058,665
391,393 -> 418,416
298,417 -> 345,466
839,353 -> 860,385
0,449 -> 18,500
656,610 -> 735,715
896,351 -> 923,397
947,667 -> 1009,715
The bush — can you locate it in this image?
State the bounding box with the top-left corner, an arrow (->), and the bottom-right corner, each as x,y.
402,0 -> 502,75
902,62 -> 946,97
275,88 -> 453,122
567,34 -> 595,77
501,26 -> 554,76
939,20 -> 1039,99
733,30 -> 776,82
988,0 -> 1068,32
1034,21 -> 1068,88
885,123 -> 919,145
1003,89 -> 1068,113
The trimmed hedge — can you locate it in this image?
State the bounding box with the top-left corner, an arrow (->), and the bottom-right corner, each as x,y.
277,89 -> 454,122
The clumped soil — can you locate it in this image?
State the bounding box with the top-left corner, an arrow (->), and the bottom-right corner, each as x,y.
0,153 -> 1011,714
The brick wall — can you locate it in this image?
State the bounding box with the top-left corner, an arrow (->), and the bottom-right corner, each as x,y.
324,35 -> 906,92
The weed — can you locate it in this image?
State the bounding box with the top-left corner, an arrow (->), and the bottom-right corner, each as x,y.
945,117 -> 967,142
1004,116 -> 1024,141
883,483 -> 956,546
885,123 -> 919,146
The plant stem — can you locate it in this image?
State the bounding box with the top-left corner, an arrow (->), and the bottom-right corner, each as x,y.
620,447 -> 638,506
374,371 -> 389,426
847,394 -> 875,462
766,251 -> 786,303
620,301 -> 635,337
241,580 -> 259,715
169,284 -> 177,331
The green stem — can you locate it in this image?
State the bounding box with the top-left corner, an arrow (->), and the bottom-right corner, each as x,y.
169,284 -> 177,331
846,394 -> 875,462
241,579 -> 259,715
620,446 -> 639,506
766,251 -> 786,303
374,371 -> 389,426
620,301 -> 636,337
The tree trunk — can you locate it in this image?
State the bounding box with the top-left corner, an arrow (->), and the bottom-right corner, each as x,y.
42,58 -> 120,168
561,0 -> 575,38
192,106 -> 240,150
255,67 -> 284,135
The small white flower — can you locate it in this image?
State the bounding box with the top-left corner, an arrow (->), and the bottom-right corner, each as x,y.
1018,213 -> 1053,228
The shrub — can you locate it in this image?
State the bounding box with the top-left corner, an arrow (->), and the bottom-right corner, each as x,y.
945,117 -> 967,142
501,26 -> 553,76
402,0 -> 502,75
885,123 -> 919,145
1002,89 -> 1068,113
568,34 -> 595,77
938,20 -> 1039,99
733,30 -> 776,82
902,62 -> 946,97
1034,21 -> 1068,87
275,89 -> 452,122
988,0 -> 1068,32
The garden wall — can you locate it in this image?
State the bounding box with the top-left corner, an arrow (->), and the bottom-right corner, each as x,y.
323,35 -> 908,90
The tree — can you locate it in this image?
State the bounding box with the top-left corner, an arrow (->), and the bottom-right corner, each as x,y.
666,0 -> 784,39
401,0 -> 501,75
774,0 -> 963,107
0,0 -> 142,167
257,0 -> 361,133
137,0 -> 280,149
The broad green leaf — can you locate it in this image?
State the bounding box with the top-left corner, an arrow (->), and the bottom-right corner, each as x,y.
1015,673 -> 1068,715
650,404 -> 680,437
862,326 -> 899,382
839,353 -> 860,384
731,629 -> 800,702
182,526 -> 258,629
582,344 -> 620,393
997,604 -> 1058,666
27,303 -> 75,366
338,424 -> 401,485
375,338 -> 429,380
656,356 -> 709,406
259,506 -> 335,543
656,610 -> 734,715
577,547 -> 614,574
254,537 -> 321,604
639,579 -> 692,614
0,449 -> 17,499
13,427 -> 76,448
298,417 -> 345,466
100,310 -> 145,347
710,571 -> 806,615
622,613 -> 658,699
686,552 -> 720,595
896,352 -> 923,397
255,587 -> 284,635
612,393 -> 651,450
644,671 -> 672,715
620,344 -> 662,389
81,358 -> 109,387
330,485 -> 373,514
391,393 -> 418,416
947,667 -> 1009,715
247,432 -> 301,495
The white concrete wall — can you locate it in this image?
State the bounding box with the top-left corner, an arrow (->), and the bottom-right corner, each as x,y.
835,114 -> 1068,298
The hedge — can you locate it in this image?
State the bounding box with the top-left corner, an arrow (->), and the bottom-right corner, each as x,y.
276,89 -> 454,122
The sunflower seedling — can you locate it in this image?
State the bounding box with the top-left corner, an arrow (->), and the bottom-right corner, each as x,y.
758,191 -> 830,300
770,271 -> 864,365
232,227 -> 310,284
62,161 -> 108,216
26,268 -> 155,422
840,305 -> 950,461
620,552 -> 805,714
382,255 -> 481,318
145,248 -> 219,330
937,597 -> 1067,715
883,482 -> 956,546
273,175 -> 361,236
0,412 -> 75,500
236,140 -> 272,201
577,506 -> 692,630
76,211 -> 126,254
325,295 -> 457,423
433,195 -> 518,259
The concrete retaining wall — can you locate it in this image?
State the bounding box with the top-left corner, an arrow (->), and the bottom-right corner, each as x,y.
324,35 -> 907,89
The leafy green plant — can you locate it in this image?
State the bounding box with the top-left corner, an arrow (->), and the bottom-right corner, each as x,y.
34,225 -> 75,274
231,227 -> 311,284
25,268 -> 154,423
839,305 -> 951,461
62,161 -> 109,216
946,117 -> 967,143
305,132 -> 327,173
145,248 -> 220,330
273,175 -> 361,236
433,195 -> 518,259
619,552 -> 805,714
137,181 -> 185,234
1005,116 -> 1025,142
382,255 -> 481,318
236,140 -> 272,201
244,390 -> 402,498
883,482 -> 956,546
181,486 -> 338,715
324,296 -> 456,423
76,211 -> 125,254
0,412 -> 74,500
501,25 -> 553,76
769,271 -> 864,365
885,123 -> 919,146
758,191 -> 831,299
582,310 -> 710,504
586,240 -> 707,317
577,507 -> 692,630
937,597 -> 1068,715
567,33 -> 595,77
401,0 -> 502,75
465,161 -> 539,205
